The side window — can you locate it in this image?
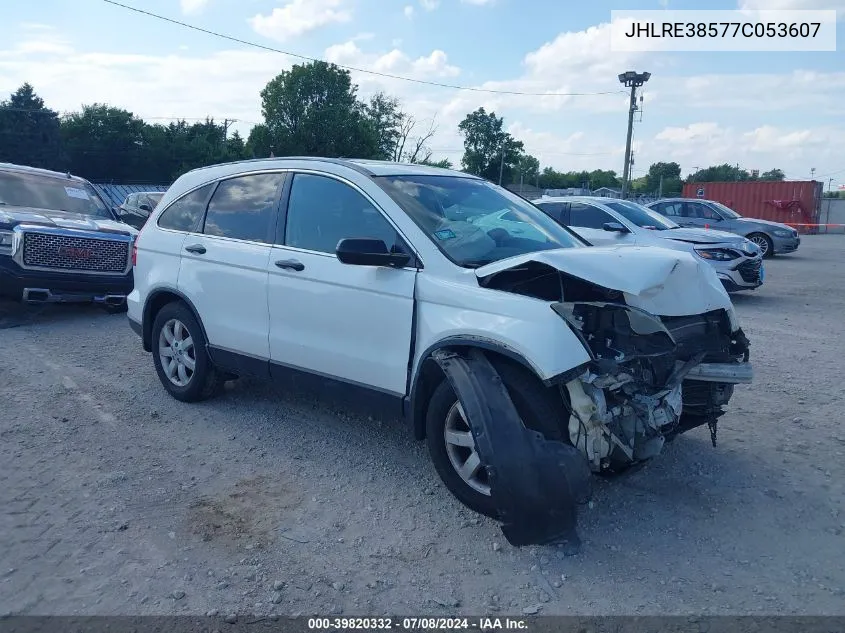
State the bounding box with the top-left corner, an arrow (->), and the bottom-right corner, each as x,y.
535,202 -> 565,222
202,173 -> 285,243
284,173 -> 399,254
157,184 -> 214,232
658,202 -> 682,217
699,204 -> 722,220
500,210 -> 520,222
569,203 -> 614,229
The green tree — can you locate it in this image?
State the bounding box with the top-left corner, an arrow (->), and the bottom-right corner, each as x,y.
517,154 -> 540,185
688,163 -> 750,183
0,83 -> 63,170
418,157 -> 453,169
246,123 -> 272,158
366,92 -> 402,160
60,104 -> 146,182
759,168 -> 785,181
645,162 -> 682,195
260,61 -> 378,158
458,108 -> 524,183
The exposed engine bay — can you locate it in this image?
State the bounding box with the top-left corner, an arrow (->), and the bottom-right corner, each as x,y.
478,260 -> 752,473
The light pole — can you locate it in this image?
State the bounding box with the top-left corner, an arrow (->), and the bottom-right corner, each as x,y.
618,70 -> 650,199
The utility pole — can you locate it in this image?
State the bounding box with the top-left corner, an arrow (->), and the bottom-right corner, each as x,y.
498,137 -> 506,186
618,71 -> 650,199
658,174 -> 664,198
811,167 -> 816,180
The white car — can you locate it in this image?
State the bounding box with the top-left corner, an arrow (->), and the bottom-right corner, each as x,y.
533,197 -> 764,292
128,158 -> 753,541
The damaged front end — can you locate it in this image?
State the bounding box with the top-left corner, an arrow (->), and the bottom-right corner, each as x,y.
553,300 -> 751,473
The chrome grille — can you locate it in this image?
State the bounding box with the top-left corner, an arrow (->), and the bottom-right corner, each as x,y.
22,232 -> 129,273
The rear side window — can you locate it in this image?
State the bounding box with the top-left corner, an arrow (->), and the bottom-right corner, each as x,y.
202,173 -> 285,243
569,203 -> 613,229
655,202 -> 683,217
157,184 -> 213,232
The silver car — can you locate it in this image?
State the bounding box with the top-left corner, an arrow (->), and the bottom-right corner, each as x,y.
534,196 -> 764,292
646,197 -> 799,259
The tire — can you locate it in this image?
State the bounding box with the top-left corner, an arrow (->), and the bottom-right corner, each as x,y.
748,232 -> 774,259
425,359 -> 567,518
151,301 -> 224,402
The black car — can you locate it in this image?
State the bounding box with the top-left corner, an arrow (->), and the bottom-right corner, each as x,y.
115,191 -> 165,229
0,163 -> 137,312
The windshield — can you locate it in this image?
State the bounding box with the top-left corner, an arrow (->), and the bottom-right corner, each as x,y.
603,200 -> 679,230
0,172 -> 111,219
375,175 -> 583,267
710,201 -> 742,219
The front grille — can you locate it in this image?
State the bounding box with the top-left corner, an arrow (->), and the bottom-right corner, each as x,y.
22,232 -> 129,273
737,259 -> 762,283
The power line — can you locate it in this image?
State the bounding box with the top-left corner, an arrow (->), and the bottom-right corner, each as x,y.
101,0 -> 627,98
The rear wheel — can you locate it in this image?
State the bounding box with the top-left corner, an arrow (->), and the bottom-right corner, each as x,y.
425,359 -> 567,518
151,302 -> 224,402
748,232 -> 774,259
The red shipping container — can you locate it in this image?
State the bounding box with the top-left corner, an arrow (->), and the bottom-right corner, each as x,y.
681,181 -> 823,229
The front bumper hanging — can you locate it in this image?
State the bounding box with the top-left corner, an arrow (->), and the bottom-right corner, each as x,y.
432,348 -> 591,551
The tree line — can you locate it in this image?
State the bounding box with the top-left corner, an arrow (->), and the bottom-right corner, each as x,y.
0,62 -> 788,195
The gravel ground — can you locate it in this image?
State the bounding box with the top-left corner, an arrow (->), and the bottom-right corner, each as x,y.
1,236 -> 844,617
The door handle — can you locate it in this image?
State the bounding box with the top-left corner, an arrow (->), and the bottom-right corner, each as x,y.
185,244 -> 206,254
275,259 -> 304,272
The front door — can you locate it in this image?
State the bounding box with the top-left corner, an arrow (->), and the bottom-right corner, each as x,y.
267,172 -> 417,396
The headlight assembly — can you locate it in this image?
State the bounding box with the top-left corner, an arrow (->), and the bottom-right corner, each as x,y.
0,230 -> 13,254
772,229 -> 791,237
695,248 -> 739,261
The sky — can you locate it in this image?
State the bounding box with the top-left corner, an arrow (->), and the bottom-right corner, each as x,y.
0,0 -> 843,185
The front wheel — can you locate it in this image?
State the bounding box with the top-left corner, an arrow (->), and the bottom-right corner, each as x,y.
425,360 -> 568,518
151,301 -> 224,402
748,232 -> 774,259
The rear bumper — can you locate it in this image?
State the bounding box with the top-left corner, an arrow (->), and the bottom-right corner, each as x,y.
0,255 -> 133,303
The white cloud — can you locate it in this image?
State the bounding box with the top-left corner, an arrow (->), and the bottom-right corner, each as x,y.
180,0 -> 209,15
250,0 -> 352,41
461,0 -> 495,5
324,41 -> 460,79
420,0 -> 440,9
404,5 -> 414,18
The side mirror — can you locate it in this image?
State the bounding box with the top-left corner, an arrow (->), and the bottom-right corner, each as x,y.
139,204 -> 152,213
336,237 -> 411,268
602,222 -> 630,233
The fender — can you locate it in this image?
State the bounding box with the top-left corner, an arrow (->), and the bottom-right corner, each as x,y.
141,286 -> 209,353
407,336 -> 542,440
431,347 -> 590,549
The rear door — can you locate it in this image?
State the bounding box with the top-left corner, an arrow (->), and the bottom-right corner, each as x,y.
266,172 -> 416,396
177,172 -> 286,360
680,201 -> 722,228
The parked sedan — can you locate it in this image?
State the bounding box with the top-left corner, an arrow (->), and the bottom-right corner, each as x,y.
646,197 -> 799,258
534,196 -> 764,292
115,191 -> 164,229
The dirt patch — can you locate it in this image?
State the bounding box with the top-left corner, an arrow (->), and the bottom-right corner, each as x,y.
186,475 -> 302,548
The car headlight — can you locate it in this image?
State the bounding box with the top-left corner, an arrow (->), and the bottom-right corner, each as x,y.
772,229 -> 791,237
695,247 -> 739,261
0,230 -> 13,255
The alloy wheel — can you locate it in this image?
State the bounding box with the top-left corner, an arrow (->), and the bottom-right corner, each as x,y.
443,401 -> 490,496
158,318 -> 196,387
749,234 -> 770,257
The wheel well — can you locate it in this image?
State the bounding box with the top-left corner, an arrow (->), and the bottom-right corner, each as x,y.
142,290 -> 205,352
411,346 -> 551,441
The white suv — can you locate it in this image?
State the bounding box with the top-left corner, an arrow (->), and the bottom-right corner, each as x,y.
128,158 -> 753,534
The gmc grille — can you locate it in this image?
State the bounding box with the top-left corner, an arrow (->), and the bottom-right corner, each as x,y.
22,232 -> 129,274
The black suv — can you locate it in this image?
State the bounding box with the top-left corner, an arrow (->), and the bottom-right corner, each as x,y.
0,163 -> 136,312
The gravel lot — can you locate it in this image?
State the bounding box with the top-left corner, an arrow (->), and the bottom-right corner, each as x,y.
1,236 -> 844,617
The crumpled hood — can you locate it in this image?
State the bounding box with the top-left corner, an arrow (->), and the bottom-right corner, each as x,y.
654,227 -> 747,246
735,216 -> 793,231
475,245 -> 735,319
0,205 -> 137,236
